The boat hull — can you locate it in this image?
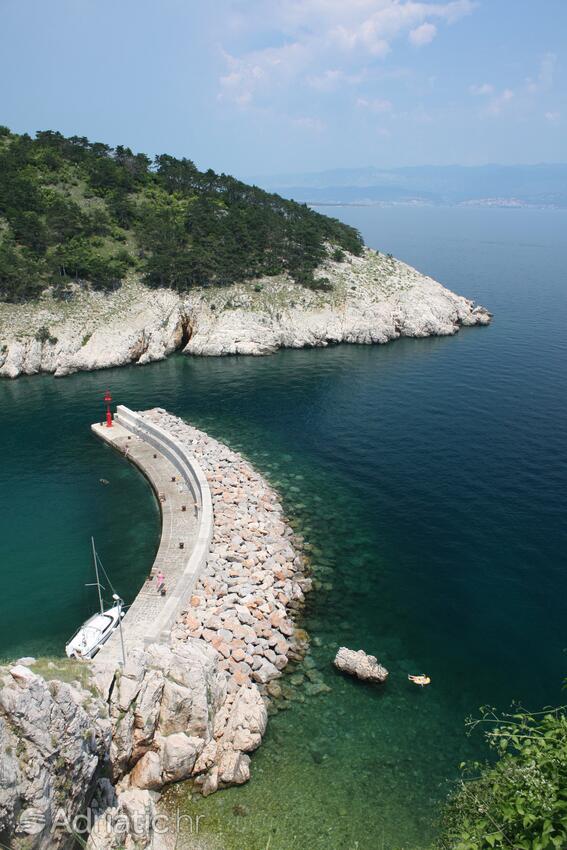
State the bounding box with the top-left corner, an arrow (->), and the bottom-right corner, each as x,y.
65,604 -> 123,660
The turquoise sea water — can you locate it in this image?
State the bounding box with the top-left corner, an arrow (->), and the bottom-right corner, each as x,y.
1,207 -> 566,848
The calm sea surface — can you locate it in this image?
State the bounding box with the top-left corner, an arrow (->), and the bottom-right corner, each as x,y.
1,206 -> 566,848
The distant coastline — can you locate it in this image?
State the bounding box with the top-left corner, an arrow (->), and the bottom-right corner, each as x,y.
307,199 -> 567,209
251,162 -> 567,211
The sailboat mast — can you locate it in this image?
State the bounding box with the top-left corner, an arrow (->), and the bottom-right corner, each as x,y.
91,537 -> 104,615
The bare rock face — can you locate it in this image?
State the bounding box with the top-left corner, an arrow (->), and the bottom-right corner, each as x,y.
0,663 -> 110,850
108,642 -> 224,788
333,647 -> 389,683
107,639 -> 267,799
0,249 -> 491,378
85,788 -> 157,850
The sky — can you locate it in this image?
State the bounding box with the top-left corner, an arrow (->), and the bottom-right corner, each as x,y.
0,0 -> 565,176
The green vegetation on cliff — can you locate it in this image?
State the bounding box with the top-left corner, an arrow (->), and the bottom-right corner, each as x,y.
438,703 -> 567,850
0,126 -> 363,302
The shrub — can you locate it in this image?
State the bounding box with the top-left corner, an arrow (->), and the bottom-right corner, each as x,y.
302,276 -> 333,293
438,703 -> 567,850
35,325 -> 57,344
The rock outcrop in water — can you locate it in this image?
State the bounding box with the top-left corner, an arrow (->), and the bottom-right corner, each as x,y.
0,249 -> 491,378
333,647 -> 389,683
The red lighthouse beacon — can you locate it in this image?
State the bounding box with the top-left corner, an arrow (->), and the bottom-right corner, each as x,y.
104,389 -> 113,428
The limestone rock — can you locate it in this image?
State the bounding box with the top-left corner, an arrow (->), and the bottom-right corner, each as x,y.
86,788 -> 156,850
106,641 -> 227,792
128,751 -> 163,792
252,660 -> 281,685
0,663 -> 110,850
217,751 -> 250,786
0,249 -> 491,379
333,647 -> 389,683
220,686 -> 267,753
160,733 -> 203,783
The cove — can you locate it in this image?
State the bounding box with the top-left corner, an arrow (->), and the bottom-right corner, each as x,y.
1,206 -> 566,848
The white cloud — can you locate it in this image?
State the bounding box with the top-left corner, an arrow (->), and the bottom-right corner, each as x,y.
218,0 -> 476,106
291,115 -> 326,131
526,52 -> 556,93
218,41 -> 309,106
356,97 -> 393,112
409,23 -> 437,46
307,68 -> 364,91
469,82 -> 494,96
545,111 -> 560,122
472,54 -> 558,121
486,88 -> 514,116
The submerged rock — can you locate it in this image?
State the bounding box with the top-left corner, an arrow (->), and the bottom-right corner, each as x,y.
333,647 -> 389,683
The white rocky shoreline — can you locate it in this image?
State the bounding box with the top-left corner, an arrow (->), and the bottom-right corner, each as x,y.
0,410 -> 316,850
0,248 -> 491,379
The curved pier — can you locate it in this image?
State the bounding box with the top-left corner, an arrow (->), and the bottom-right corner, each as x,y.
91,405 -> 213,672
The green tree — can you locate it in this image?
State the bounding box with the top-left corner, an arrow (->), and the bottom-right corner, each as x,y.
0,235 -> 44,301
0,125 -> 365,302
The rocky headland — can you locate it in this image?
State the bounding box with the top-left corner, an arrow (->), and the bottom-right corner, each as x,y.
0,248 -> 491,378
0,409 -> 313,849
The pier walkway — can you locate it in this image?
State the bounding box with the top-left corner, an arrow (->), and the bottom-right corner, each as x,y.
91,406 -> 213,681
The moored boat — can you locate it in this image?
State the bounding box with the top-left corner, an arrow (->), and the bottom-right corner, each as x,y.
65,603 -> 123,659
65,538 -> 124,659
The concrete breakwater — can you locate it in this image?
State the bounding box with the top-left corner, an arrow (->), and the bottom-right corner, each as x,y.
144,409 -> 313,687
92,405 -> 311,699
96,408 -> 312,798
0,407 -> 313,850
92,408 -> 313,812
92,405 -> 214,678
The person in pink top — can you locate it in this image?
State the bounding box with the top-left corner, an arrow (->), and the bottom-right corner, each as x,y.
156,571 -> 165,593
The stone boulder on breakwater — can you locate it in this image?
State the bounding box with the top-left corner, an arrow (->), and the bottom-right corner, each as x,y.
333,647 -> 389,683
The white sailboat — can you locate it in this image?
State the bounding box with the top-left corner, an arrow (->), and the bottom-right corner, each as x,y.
65,538 -> 125,660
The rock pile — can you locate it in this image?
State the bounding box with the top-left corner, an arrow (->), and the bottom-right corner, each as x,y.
95,409 -> 312,799
104,641 -> 266,801
333,647 -> 389,683
142,408 -> 312,697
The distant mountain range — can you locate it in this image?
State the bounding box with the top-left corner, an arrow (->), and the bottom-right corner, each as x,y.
250,164 -> 567,209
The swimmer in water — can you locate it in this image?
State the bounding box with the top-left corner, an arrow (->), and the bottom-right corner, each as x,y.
408,674 -> 431,687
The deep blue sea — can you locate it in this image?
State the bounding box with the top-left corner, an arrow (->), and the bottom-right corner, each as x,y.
1,206 -> 566,848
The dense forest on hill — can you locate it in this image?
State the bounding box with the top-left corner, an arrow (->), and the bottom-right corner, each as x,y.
0,127 -> 363,303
